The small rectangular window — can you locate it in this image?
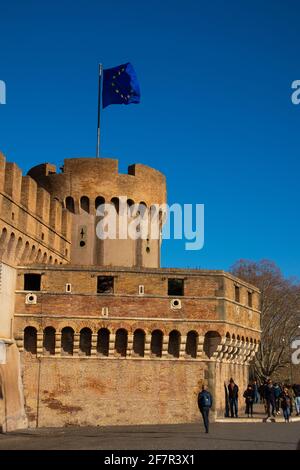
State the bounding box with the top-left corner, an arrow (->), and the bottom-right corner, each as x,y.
101,307 -> 109,317
235,285 -> 240,303
168,278 -> 184,296
138,285 -> 145,295
24,274 -> 41,291
97,276 -> 114,294
248,291 -> 253,307
66,283 -> 72,293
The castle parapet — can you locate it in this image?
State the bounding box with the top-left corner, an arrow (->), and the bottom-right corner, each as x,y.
0,152 -> 71,266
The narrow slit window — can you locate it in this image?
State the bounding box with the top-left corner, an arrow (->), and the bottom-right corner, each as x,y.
235,285 -> 240,303
248,291 -> 253,307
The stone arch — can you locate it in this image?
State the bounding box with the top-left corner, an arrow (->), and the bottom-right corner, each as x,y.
115,328 -> 127,357
97,328 -> 110,356
186,330 -> 198,358
7,232 -> 16,258
24,326 -> 37,354
36,249 -> 42,263
95,196 -> 105,213
61,327 -> 74,356
79,327 -> 92,356
150,329 -> 163,357
43,326 -> 56,355
168,329 -> 181,358
80,196 -> 90,213
203,331 -> 222,359
110,322 -> 130,334
138,201 -> 147,218
49,255 -> 53,264
0,227 -> 7,244
29,245 -> 37,263
21,241 -> 30,263
111,197 -> 120,215
0,227 -> 8,257
66,196 -> 75,213
15,237 -> 23,261
132,329 -> 145,357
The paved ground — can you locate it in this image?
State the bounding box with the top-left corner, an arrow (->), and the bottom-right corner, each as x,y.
0,421 -> 300,450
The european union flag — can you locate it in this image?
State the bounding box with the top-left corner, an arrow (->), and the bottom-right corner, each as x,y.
102,63 -> 141,108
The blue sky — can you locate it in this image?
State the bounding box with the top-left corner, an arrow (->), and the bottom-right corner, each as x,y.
1,0 -> 300,277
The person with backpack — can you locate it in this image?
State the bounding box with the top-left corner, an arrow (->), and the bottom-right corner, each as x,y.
281,387 -> 293,422
243,384 -> 255,417
197,384 -> 213,433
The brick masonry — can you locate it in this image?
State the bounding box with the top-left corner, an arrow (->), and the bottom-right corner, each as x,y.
0,153 -> 261,429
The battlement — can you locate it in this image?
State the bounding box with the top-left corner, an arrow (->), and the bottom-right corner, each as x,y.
27,157 -> 167,209
0,152 -> 72,266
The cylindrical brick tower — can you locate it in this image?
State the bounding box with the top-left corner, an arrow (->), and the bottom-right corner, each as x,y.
28,158 -> 167,267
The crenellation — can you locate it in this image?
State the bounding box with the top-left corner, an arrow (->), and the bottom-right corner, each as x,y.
21,176 -> 37,212
4,162 -> 23,202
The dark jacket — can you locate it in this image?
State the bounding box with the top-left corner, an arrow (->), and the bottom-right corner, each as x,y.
243,388 -> 255,403
264,384 -> 275,402
198,390 -> 213,409
273,385 -> 282,399
280,393 -> 293,412
228,383 -> 239,399
293,384 -> 300,397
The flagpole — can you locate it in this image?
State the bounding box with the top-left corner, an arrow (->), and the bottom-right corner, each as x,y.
96,63 -> 103,158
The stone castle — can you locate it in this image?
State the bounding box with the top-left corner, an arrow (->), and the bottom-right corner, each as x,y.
0,152 -> 261,431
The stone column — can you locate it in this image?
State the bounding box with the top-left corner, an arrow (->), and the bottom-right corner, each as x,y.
179,335 -> 187,359
15,335 -> 23,352
91,333 -> 98,357
73,333 -> 80,356
196,335 -> 204,359
55,332 -> 61,356
126,334 -> 134,357
37,332 -> 43,357
144,334 -> 151,358
108,333 -> 116,357
161,335 -> 169,358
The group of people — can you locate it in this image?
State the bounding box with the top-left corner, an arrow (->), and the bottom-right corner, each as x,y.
197,378 -> 300,433
258,379 -> 300,422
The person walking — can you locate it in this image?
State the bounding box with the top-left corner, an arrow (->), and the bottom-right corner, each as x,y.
281,387 -> 293,422
273,382 -> 282,415
228,378 -> 239,418
243,384 -> 255,417
292,383 -> 300,416
197,384 -> 213,433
